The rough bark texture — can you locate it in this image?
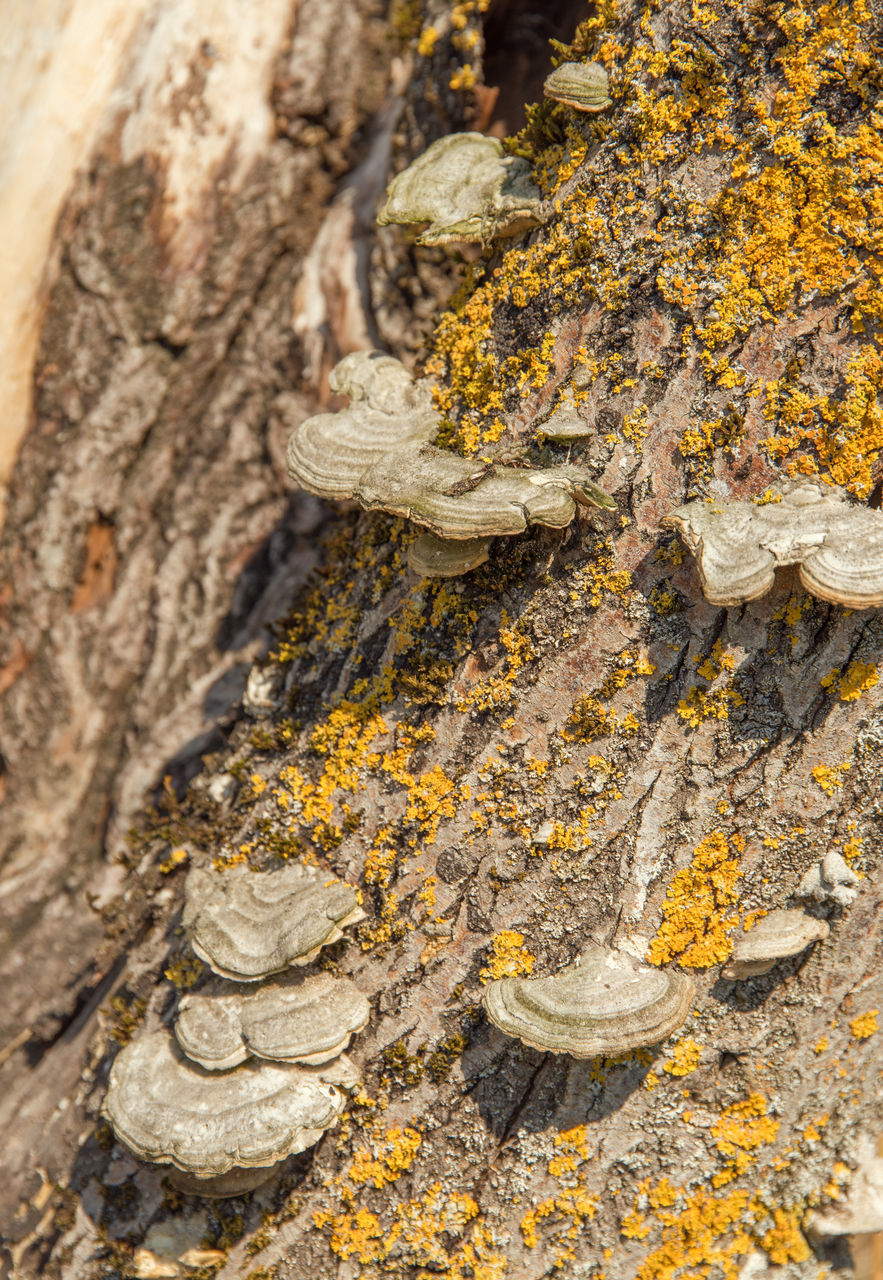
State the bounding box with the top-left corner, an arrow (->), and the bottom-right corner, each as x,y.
2,1 -> 883,1279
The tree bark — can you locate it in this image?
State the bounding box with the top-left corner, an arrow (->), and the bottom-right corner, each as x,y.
2,0 -> 882,1278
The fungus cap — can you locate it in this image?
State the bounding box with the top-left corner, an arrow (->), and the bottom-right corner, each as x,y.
175,971 -> 371,1070
183,863 -> 365,982
721,909 -> 829,979
407,532 -> 492,578
538,400 -> 593,441
102,1031 -> 356,1190
483,943 -> 695,1057
355,444 -> 613,538
377,132 -> 543,246
544,61 -> 612,112
662,481 -> 883,608
285,350 -> 438,500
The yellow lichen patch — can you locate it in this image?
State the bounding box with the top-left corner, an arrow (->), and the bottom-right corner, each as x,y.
316,1183 -> 508,1277
676,684 -> 745,728
456,614 -> 537,712
158,846 -> 188,875
762,347 -> 883,499
480,931 -> 535,982
520,1183 -> 598,1253
632,1185 -> 753,1279
711,1095 -> 780,1184
821,660 -> 880,702
811,761 -> 852,795
346,1126 -> 423,1192
163,951 -> 203,990
849,1009 -> 878,1039
759,1206 -> 811,1265
663,1037 -> 702,1078
547,1126 -> 592,1177
647,831 -> 743,968
677,643 -> 744,727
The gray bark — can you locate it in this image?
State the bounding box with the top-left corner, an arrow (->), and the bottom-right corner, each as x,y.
1,1 -> 881,1278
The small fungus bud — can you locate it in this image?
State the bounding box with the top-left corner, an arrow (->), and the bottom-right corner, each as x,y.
543,61 -> 612,113
797,850 -> 860,908
407,532 -> 491,578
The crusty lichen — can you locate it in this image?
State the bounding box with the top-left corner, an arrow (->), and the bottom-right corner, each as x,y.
647,831 -> 743,968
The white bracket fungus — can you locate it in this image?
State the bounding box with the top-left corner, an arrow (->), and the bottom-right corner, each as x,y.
175,971 -> 370,1070
102,1030 -> 357,1196
662,481 -> 883,607
483,943 -> 695,1057
376,132 -> 544,247
797,850 -> 861,907
543,61 -> 612,113
354,444 -> 613,538
286,352 -> 615,553
183,863 -> 365,982
720,908 -> 829,979
285,351 -> 438,501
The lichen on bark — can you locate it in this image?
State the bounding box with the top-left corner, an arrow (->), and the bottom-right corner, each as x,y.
2,0 -> 883,1277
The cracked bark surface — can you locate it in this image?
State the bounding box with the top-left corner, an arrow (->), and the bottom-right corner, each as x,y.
2,1 -> 882,1278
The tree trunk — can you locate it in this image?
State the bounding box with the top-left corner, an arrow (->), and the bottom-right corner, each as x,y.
2,0 -> 882,1278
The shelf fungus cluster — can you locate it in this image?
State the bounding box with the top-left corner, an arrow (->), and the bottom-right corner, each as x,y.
102,864 -> 368,1195
662,481 -> 883,608
720,909 -> 829,980
376,132 -> 544,247
543,61 -> 612,113
286,351 -> 614,576
483,943 -> 694,1057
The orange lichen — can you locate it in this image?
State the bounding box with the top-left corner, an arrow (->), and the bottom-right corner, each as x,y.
663,1038 -> 702,1077
811,761 -> 852,795
759,1207 -> 811,1265
849,1009 -> 879,1039
547,1126 -> 592,1177
346,1126 -> 423,1191
821,660 -> 880,702
647,831 -> 743,967
480,931 -> 535,982
521,1183 -> 598,1252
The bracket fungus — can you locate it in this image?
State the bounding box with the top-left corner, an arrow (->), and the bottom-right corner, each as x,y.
720,909 -> 829,979
103,1031 -> 357,1196
183,863 -> 365,982
483,943 -> 694,1057
354,445 -> 614,538
376,132 -> 544,246
286,352 -> 615,556
797,850 -> 861,907
285,350 -> 438,501
407,532 -> 491,578
662,481 -> 883,608
175,972 -> 370,1070
543,61 -> 612,113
